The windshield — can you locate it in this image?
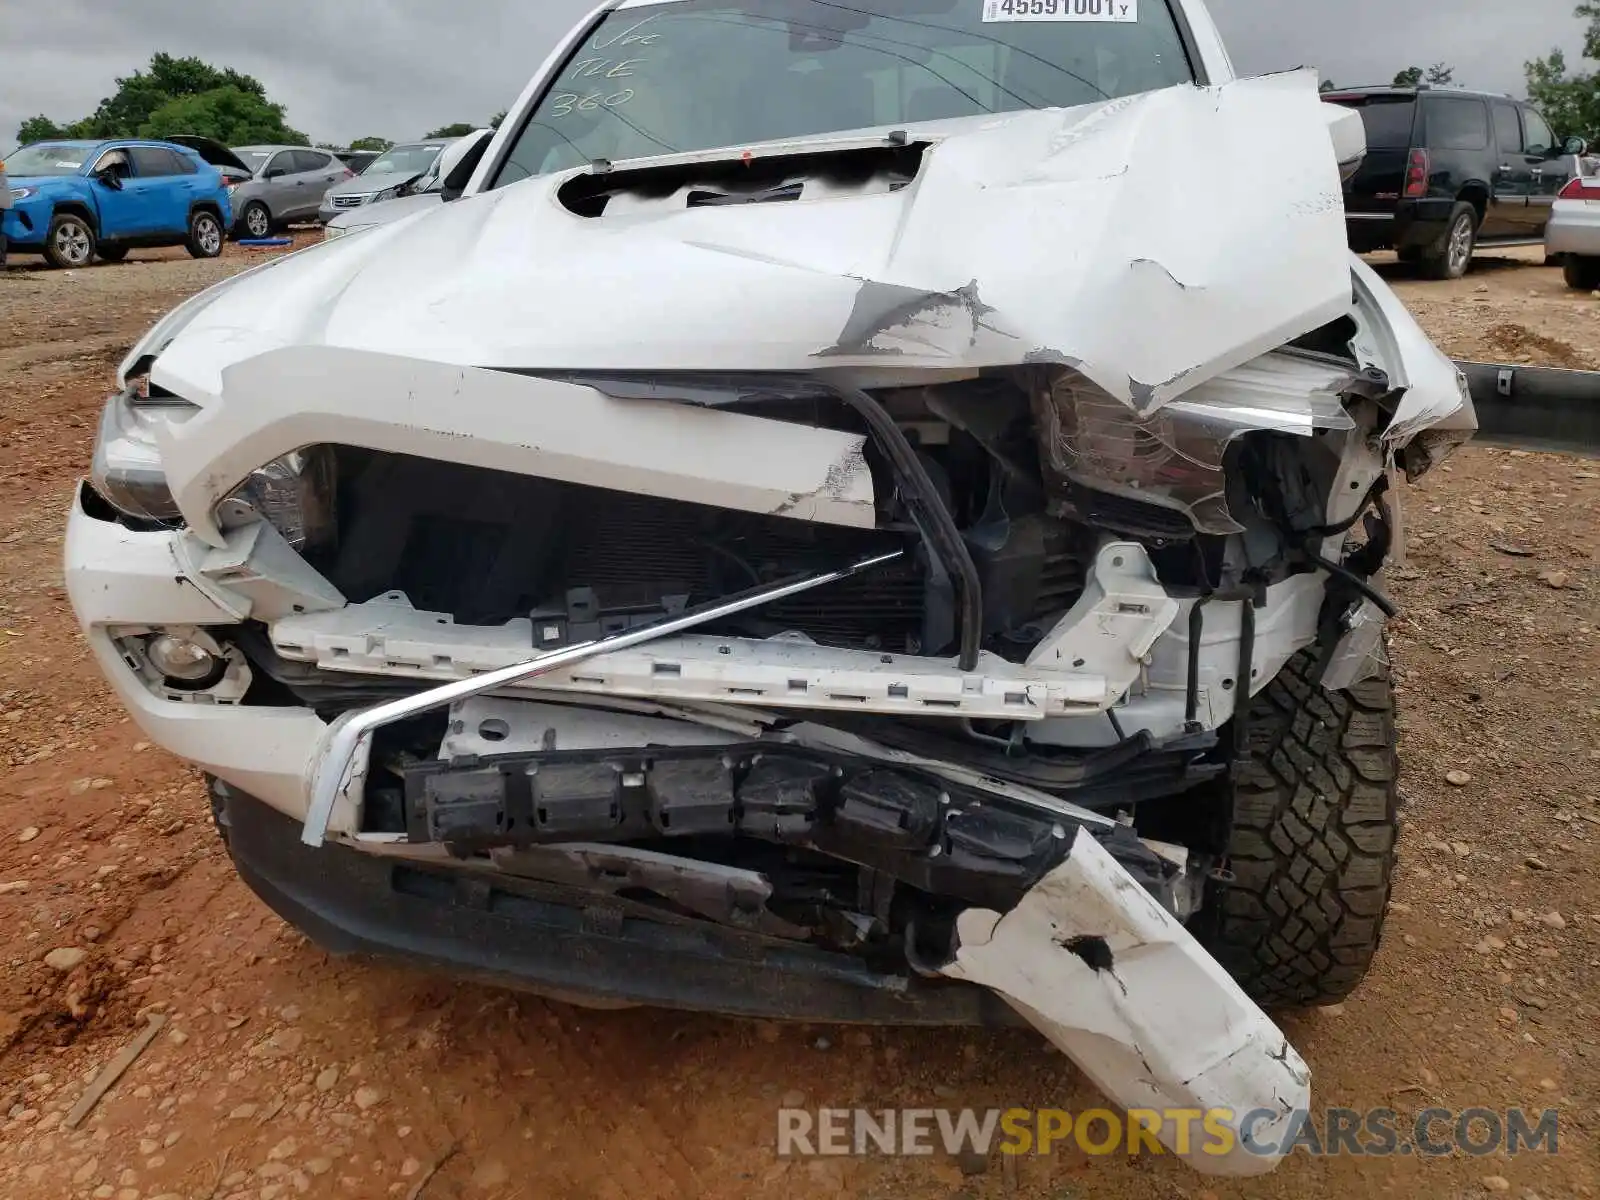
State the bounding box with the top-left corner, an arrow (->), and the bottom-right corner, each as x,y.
364,144 -> 442,176
495,0 -> 1193,186
5,143 -> 95,176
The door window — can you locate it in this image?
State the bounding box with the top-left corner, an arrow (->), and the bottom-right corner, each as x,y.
130,147 -> 178,177
292,150 -> 331,173
1425,98 -> 1488,151
1522,108 -> 1554,156
1491,104 -> 1521,154
265,151 -> 296,178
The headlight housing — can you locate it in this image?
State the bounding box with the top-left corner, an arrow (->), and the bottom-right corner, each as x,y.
9,186 -> 37,202
369,185 -> 401,203
91,382 -> 337,549
90,386 -> 198,522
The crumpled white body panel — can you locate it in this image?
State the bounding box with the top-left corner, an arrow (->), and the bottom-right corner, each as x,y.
144,72 -> 1350,419
941,828 -> 1309,1176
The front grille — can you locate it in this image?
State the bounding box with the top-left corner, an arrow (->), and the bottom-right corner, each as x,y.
320,451 -> 926,653
330,193 -> 367,209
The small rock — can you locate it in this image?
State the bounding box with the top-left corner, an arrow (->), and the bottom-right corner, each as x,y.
314,1067 -> 338,1092
1541,911 -> 1567,930
400,1158 -> 421,1177
17,827 -> 40,844
1538,1077 -> 1557,1090
227,1103 -> 256,1120
352,1087 -> 384,1111
44,948 -> 87,972
303,1159 -> 333,1177
1516,992 -> 1549,1010
1524,855 -> 1550,871
1482,1177 -> 1511,1193
1475,936 -> 1506,953
813,1036 -> 831,1051
1497,1006 -> 1520,1026
0,881 -> 30,895
1319,1003 -> 1347,1017
268,1137 -> 298,1161
1452,841 -> 1472,857
1446,771 -> 1473,787
1538,570 -> 1570,590
471,1160 -> 509,1189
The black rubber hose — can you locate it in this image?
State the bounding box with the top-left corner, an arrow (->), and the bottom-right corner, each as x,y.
827,383 -> 984,669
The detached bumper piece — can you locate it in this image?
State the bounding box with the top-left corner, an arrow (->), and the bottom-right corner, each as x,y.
404,745 -> 1181,914
940,827 -> 1309,1177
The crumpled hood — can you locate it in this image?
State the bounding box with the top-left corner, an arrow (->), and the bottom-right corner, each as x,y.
323,169 -> 422,198
150,70 -> 1352,414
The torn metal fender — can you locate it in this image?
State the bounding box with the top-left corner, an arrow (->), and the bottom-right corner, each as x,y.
1349,257 -> 1477,466
940,828 -> 1307,1177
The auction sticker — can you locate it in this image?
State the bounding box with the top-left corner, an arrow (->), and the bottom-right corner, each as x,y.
982,0 -> 1137,20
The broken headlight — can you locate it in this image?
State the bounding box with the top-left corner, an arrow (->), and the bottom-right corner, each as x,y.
1033,366 -> 1358,536
90,384 -> 198,522
226,446 -> 337,551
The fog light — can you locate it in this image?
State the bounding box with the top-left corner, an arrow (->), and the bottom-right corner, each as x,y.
146,634 -> 221,683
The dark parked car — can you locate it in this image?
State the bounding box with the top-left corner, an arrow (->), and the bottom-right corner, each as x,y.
1327,85 -> 1582,278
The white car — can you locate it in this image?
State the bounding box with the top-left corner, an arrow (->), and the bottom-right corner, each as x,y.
68,0 -> 1476,1174
323,129 -> 494,241
1546,165 -> 1600,289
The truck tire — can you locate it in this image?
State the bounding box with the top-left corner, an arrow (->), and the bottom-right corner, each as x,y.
1201,650 -> 1399,1008
1562,254 -> 1600,291
186,209 -> 224,259
1420,202 -> 1476,280
44,212 -> 96,269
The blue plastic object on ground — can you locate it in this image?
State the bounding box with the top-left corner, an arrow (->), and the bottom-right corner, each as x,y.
239,237 -> 292,248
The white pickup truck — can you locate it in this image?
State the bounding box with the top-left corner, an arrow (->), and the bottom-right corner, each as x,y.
67,0 -> 1475,1176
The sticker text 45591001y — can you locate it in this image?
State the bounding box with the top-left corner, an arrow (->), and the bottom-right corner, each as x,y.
982,0 -> 1138,21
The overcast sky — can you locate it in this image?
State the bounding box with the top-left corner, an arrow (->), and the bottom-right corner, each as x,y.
0,0 -> 1589,149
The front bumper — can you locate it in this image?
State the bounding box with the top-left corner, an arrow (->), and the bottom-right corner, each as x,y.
216,778 -> 1012,1023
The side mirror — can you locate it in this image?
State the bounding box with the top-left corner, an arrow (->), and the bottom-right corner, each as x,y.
440,134 -> 493,203
1565,135 -> 1588,157
95,168 -> 123,189
264,167 -> 286,180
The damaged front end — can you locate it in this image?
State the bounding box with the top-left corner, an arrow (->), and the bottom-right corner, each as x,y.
68,68 -> 1473,1177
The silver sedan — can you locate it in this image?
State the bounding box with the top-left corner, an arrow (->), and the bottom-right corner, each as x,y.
1546,168 -> 1600,290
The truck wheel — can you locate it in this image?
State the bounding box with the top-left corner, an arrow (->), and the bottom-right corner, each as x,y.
1421,203 -> 1476,280
1562,255 -> 1600,291
186,209 -> 224,259
44,212 -> 96,269
1200,650 -> 1399,1008
240,201 -> 272,240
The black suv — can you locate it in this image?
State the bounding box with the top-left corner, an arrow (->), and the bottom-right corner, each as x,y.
1327,86 -> 1579,278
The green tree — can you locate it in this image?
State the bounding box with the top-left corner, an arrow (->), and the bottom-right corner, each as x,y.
15,115 -> 68,144
1425,63 -> 1455,85
1318,79 -> 1338,93
1526,3 -> 1600,144
425,122 -> 475,139
139,86 -> 307,145
489,110 -> 507,130
1393,66 -> 1424,87
15,53 -> 305,145
349,136 -> 392,151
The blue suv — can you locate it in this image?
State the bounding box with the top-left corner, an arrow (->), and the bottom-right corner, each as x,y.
2,139 -> 233,269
